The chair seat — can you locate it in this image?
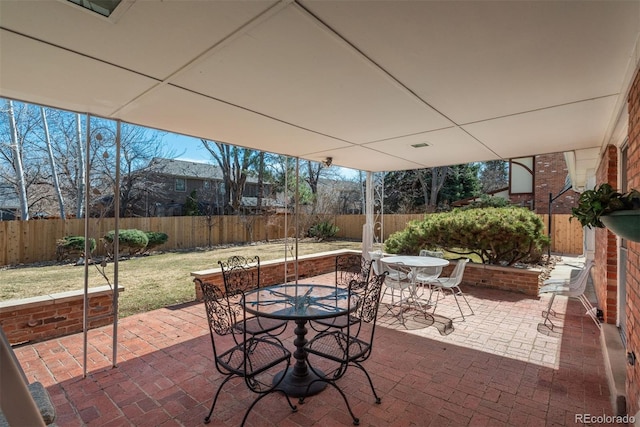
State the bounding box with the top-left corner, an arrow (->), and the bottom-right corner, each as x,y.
539,280 -> 571,295
305,330 -> 370,363
384,278 -> 412,290
234,317 -> 287,336
414,272 -> 440,283
217,337 -> 291,376
430,277 -> 457,288
387,270 -> 408,281
313,314 -> 359,330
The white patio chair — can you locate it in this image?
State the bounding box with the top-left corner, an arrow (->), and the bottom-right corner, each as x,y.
369,252 -> 413,320
427,258 -> 473,321
538,259 -> 599,330
415,249 -> 445,289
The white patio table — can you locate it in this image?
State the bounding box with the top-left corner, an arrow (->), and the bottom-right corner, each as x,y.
380,255 -> 449,313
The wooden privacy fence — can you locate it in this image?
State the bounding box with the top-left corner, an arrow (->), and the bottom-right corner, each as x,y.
0,213 -> 582,266
0,215 -> 289,266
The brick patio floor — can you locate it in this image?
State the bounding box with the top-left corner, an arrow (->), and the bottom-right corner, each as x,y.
13,257 -> 614,426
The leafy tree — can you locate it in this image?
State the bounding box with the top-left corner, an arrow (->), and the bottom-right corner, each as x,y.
93,121 -> 169,218
269,155 -> 313,206
201,140 -> 256,214
479,160 -> 508,193
384,164 -> 480,213
40,107 -> 65,218
3,100 -> 29,220
383,170 -> 422,213
0,101 -> 170,219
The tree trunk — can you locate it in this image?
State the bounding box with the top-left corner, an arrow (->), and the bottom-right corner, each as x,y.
75,114 -> 86,218
41,107 -> 65,219
429,167 -> 449,208
6,100 -> 29,220
256,152 -> 264,212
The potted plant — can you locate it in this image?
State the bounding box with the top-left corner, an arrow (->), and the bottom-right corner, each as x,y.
571,183 -> 640,242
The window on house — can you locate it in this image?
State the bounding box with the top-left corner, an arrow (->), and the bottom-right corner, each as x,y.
175,178 -> 186,192
203,180 -> 211,190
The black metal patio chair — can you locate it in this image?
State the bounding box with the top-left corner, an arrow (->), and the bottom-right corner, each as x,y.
311,253 -> 373,331
199,281 -> 297,426
299,271 -> 387,425
218,255 -> 288,337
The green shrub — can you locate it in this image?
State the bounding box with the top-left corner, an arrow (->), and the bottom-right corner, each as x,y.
56,236 -> 96,261
103,229 -> 149,257
308,220 -> 339,241
145,231 -> 168,251
384,207 -> 549,266
461,194 -> 511,210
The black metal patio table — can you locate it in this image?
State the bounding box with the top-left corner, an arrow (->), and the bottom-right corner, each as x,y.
242,283 -> 356,397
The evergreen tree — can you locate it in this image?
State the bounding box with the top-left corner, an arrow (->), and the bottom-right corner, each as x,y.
439,164 -> 481,207
184,190 -> 200,216
384,164 -> 481,213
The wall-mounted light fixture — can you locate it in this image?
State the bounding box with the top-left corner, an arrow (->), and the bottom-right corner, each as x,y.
322,157 -> 333,167
628,351 -> 636,366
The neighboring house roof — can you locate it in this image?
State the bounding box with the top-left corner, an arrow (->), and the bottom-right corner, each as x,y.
146,158 -> 260,184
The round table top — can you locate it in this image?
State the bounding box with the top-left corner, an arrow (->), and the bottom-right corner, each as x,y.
380,255 -> 449,268
242,284 -> 356,320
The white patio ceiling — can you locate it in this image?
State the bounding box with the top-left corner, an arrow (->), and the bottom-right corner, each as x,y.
1,0 -> 639,174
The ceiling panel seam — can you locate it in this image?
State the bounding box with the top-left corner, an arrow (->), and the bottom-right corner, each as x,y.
294,1 -> 501,163
109,1 -> 289,118
295,1 -> 457,125
168,84 -> 357,146
460,94 -> 621,127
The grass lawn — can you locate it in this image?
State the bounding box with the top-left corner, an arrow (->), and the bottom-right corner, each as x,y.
0,239 -> 362,318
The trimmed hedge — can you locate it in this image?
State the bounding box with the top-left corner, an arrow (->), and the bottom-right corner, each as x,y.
103,229 -> 149,257
384,207 -> 550,266
145,231 -> 169,251
55,236 -> 96,261
308,220 -> 339,241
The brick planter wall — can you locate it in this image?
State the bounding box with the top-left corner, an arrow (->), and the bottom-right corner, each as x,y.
456,261 -> 542,296
0,286 -> 122,345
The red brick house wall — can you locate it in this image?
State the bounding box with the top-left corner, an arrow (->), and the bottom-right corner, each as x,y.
534,153 -> 579,214
595,145 -> 619,325
625,68 -> 640,416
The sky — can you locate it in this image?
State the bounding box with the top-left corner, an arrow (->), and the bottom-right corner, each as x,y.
161,132 -> 361,180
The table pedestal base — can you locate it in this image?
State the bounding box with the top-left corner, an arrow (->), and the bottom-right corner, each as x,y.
274,367 -> 327,397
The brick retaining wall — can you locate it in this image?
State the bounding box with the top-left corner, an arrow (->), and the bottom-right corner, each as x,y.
0,286 -> 123,345
191,250 -> 351,300
192,250 -> 542,299
0,253 -> 543,346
